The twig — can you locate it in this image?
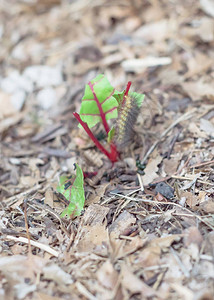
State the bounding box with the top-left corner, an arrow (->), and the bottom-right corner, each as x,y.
171,175 -> 213,186
5,235 -> 59,257
141,109 -> 196,164
189,159 -> 214,169
167,129 -> 182,159
170,247 -> 190,277
4,184 -> 42,206
23,199 -> 32,255
76,282 -> 97,300
112,192 -> 214,230
137,173 -> 144,192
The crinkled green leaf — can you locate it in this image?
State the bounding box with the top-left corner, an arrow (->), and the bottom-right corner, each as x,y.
57,164 -> 85,218
79,74 -> 119,128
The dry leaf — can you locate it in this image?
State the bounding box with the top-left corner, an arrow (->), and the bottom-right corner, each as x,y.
142,154 -> 163,185
200,0 -> 214,18
97,260 -> 118,289
183,226 -> 203,247
182,81 -> 214,101
200,200 -> 214,213
200,118 -> 214,137
120,264 -> 156,297
43,264 -> 73,285
121,57 -> 172,73
109,211 -> 136,239
45,188 -> 54,208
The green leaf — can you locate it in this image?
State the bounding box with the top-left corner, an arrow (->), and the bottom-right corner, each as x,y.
107,127 -> 115,143
113,91 -> 145,108
57,164 -> 85,218
79,74 -> 119,128
129,92 -> 145,108
113,91 -> 124,105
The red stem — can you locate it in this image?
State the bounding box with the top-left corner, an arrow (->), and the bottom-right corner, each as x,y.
73,113 -> 117,162
122,81 -> 132,105
88,81 -> 110,134
110,143 -> 118,163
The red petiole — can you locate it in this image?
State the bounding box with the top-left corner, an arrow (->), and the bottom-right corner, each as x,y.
73,81 -> 132,163
122,81 -> 132,105
73,112 -> 118,162
88,81 -> 110,134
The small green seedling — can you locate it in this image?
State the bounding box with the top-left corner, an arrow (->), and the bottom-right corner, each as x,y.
57,164 -> 85,218
73,74 -> 144,162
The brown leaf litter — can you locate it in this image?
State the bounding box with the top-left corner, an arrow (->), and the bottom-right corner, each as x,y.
0,0 -> 214,299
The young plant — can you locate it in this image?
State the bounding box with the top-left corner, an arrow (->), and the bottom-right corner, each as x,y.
57,164 -> 85,218
73,74 -> 144,162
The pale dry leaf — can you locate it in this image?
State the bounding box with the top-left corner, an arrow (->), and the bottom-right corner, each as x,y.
180,191 -> 199,208
37,87 -> 57,110
183,226 -> 203,247
75,204 -> 109,252
200,118 -> 214,137
97,260 -> 118,289
33,292 -> 62,300
0,111 -> 26,133
185,51 -> 213,78
44,188 -> 54,208
200,0 -> 214,18
188,122 -> 207,139
170,283 -> 194,300
163,253 -> 185,280
14,283 -> 37,300
151,234 -> 181,250
81,204 -> 109,226
181,18 -> 214,42
109,210 -> 136,238
43,264 -> 73,285
162,157 -> 180,176
76,224 -> 109,252
200,200 -> 214,213
0,255 -> 47,283
19,176 -> 38,188
121,236 -> 145,257
134,19 -> 171,42
142,154 -> 163,185
87,183 -> 109,205
112,236 -> 145,260
121,56 -> 172,73
138,245 -> 161,265
195,17 -> 214,42
200,260 -> 214,278
23,65 -> 63,88
182,81 -> 214,101
198,191 -> 207,203
120,264 -> 156,297
0,91 -> 16,119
